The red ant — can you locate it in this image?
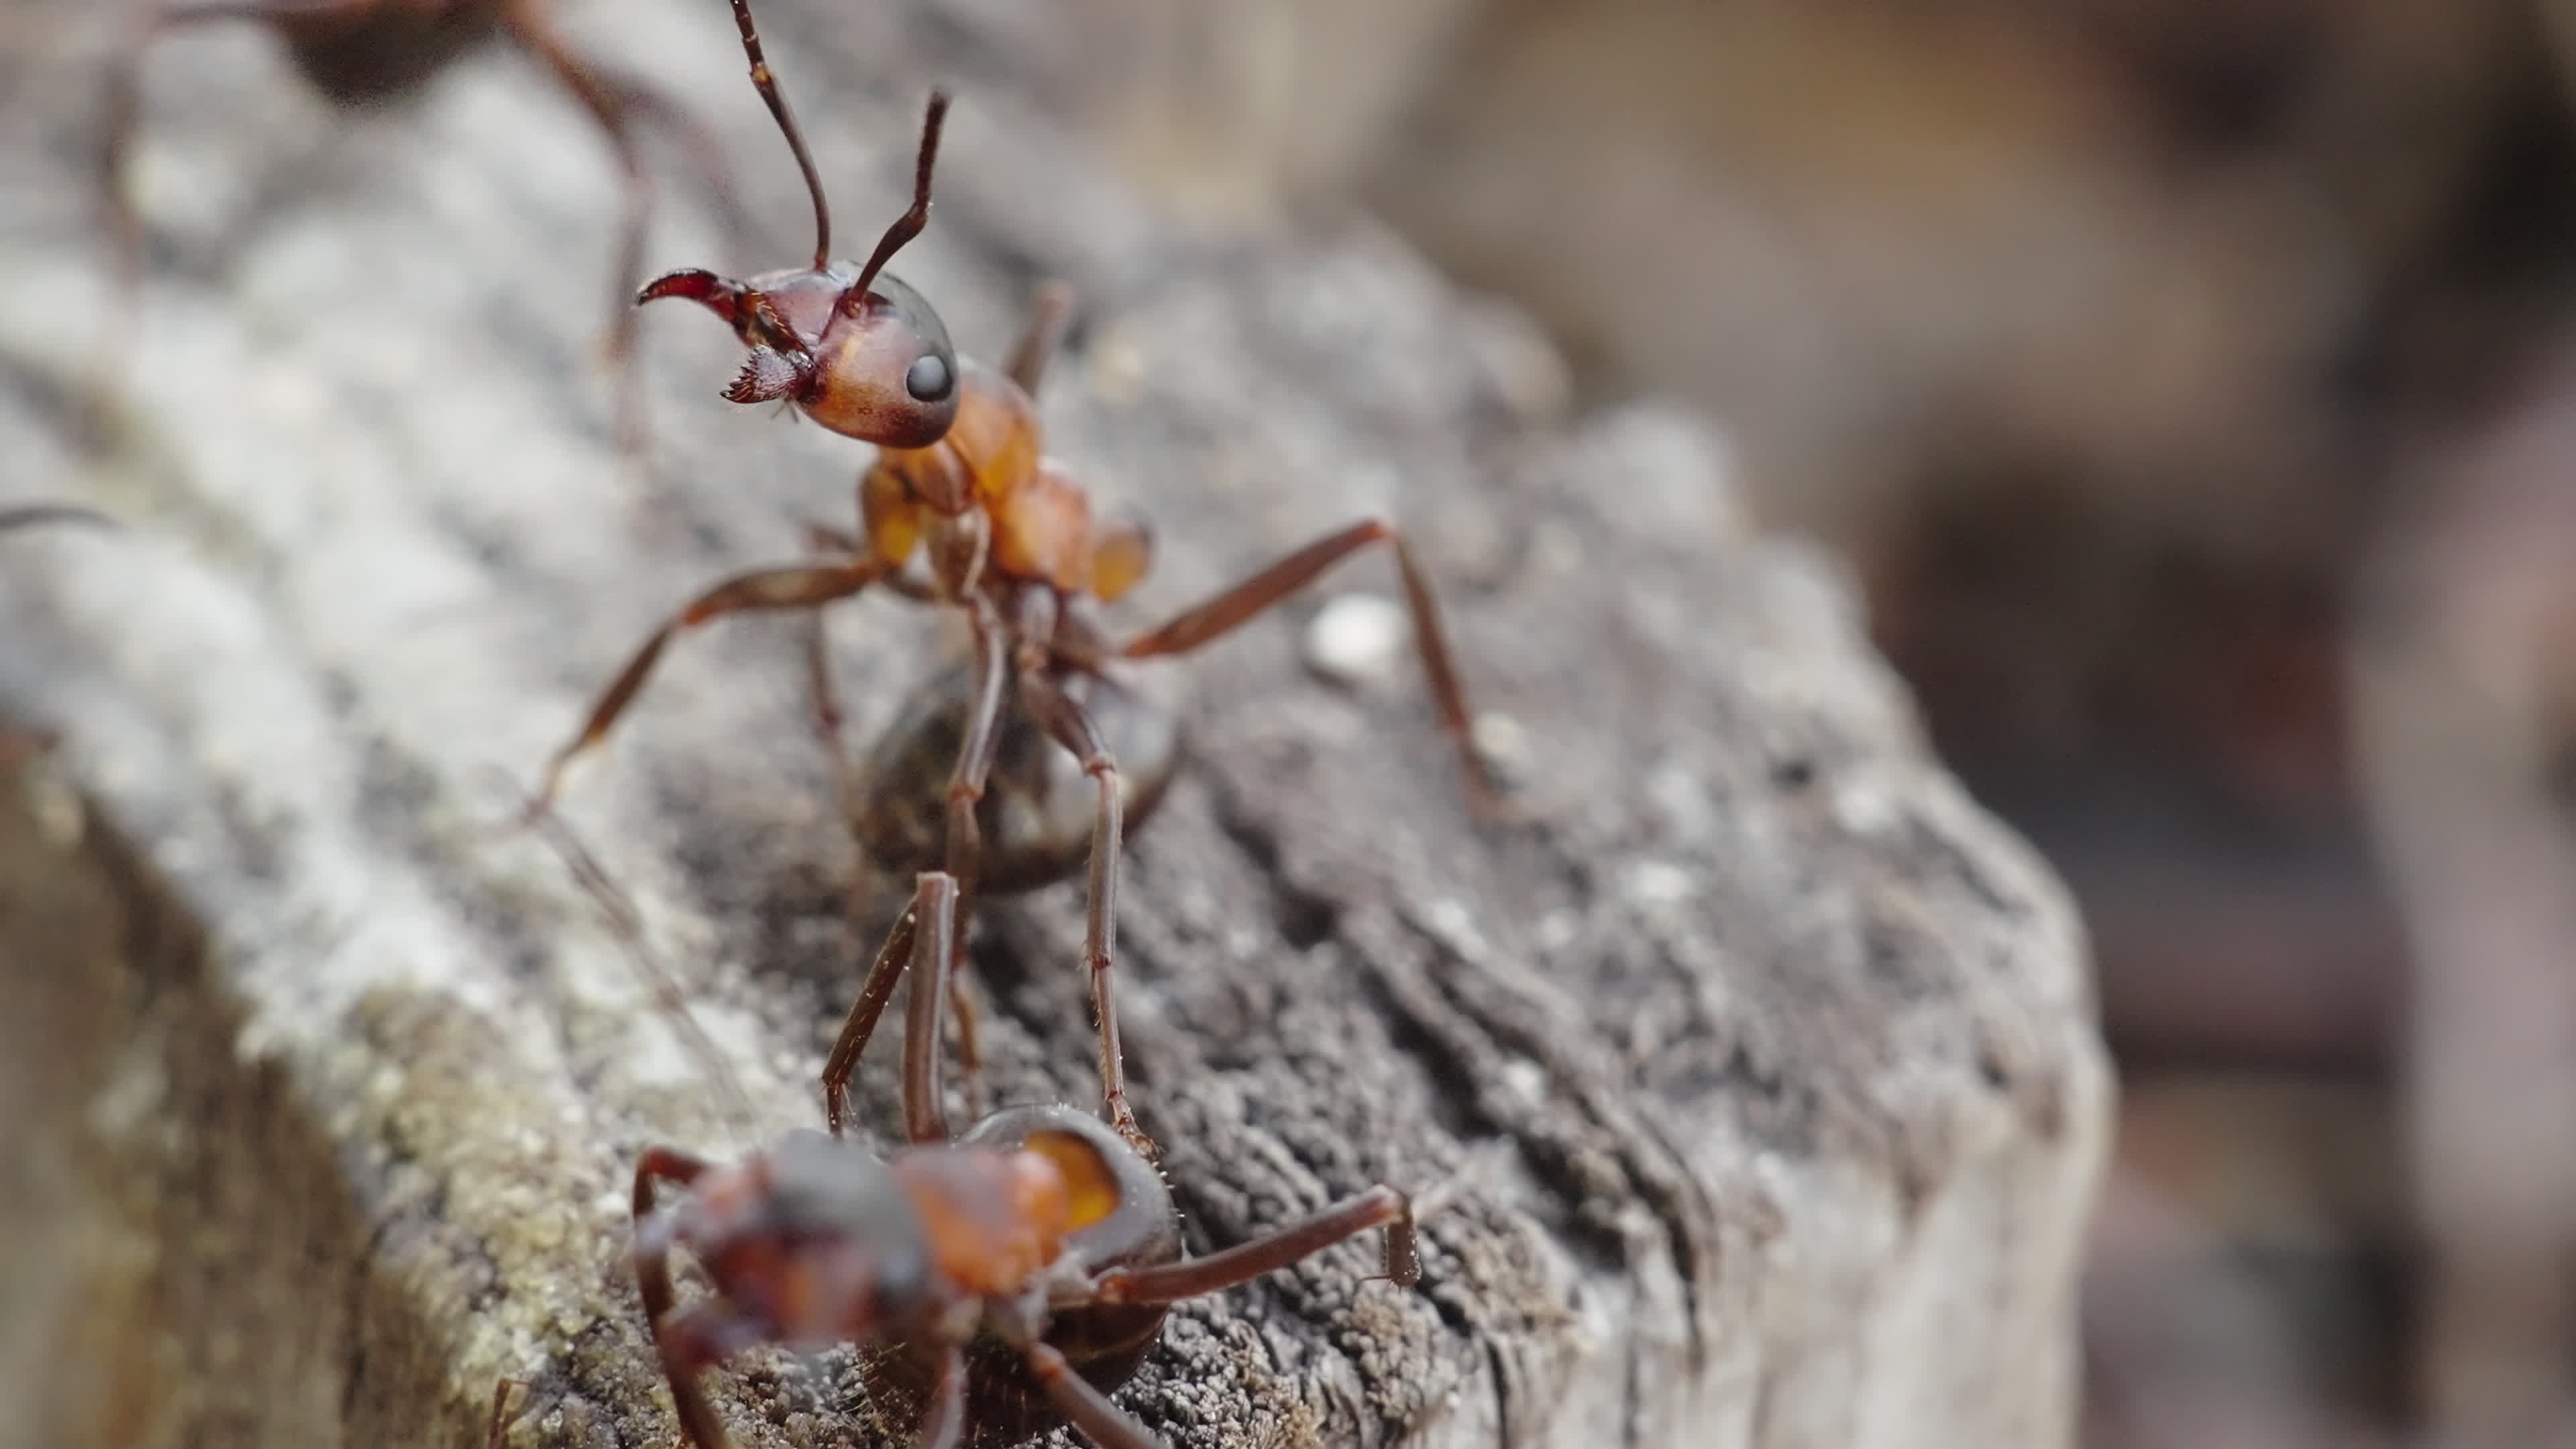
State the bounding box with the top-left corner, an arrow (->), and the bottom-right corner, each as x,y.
629,869 -> 1420,1449
97,0 -> 739,449
522,0 -> 1501,1155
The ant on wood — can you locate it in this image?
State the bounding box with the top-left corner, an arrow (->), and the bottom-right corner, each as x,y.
517,800 -> 1421,1448
625,870 -> 1420,1449
97,0 -> 740,449
521,0 -> 1503,1157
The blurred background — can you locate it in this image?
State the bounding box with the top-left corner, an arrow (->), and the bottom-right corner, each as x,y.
947,0 -> 2576,1444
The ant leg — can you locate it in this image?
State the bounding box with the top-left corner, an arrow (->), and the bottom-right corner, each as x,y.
643,1299 -> 753,1449
901,872 -> 960,1144
1087,1185 -> 1416,1305
1024,1340 -> 1160,1449
1016,671 -> 1149,1157
631,1150 -> 752,1449
1118,517 -> 1504,816
521,559 -> 888,823
502,1 -> 657,459
484,1378 -> 525,1449
631,1146 -> 713,1324
1002,282 -> 1075,396
818,887 -> 915,1136
936,598 -> 1012,1120
919,1346 -> 969,1449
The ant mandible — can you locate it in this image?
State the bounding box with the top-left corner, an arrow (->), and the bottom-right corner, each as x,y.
631,871 -> 1420,1449
522,0 -> 1502,1155
98,0 -> 738,450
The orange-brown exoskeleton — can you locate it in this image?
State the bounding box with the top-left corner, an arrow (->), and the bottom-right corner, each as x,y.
98,0 -> 740,450
525,0 -> 1500,1156
632,871 -> 1419,1449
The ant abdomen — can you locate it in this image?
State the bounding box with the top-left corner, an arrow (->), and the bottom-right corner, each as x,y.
852,666 -> 1185,895
282,2 -> 502,104
862,1106 -> 1179,1445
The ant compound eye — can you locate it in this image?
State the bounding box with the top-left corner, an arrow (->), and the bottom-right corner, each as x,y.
906,353 -> 954,402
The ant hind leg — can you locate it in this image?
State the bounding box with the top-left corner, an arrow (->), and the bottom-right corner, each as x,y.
1088,1184 -> 1416,1305
1117,517 -> 1505,818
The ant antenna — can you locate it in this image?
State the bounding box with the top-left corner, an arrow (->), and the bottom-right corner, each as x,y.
515,790 -> 762,1146
724,0 -> 832,269
840,90 -> 949,317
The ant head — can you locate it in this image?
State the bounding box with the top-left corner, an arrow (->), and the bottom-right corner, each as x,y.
637,263 -> 959,449
655,10 -> 963,447
684,1132 -> 946,1340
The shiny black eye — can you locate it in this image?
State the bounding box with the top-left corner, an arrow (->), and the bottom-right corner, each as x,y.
906,354 -> 953,402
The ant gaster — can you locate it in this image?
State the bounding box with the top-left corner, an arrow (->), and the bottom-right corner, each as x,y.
631,871 -> 1421,1449
99,0 -> 739,449
525,0 -> 1502,1156
847,663 -> 1183,897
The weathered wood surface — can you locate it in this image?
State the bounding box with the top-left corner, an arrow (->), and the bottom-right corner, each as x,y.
0,1 -> 2108,1446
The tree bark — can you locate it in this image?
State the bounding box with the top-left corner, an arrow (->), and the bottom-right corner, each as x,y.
0,1 -> 2108,1446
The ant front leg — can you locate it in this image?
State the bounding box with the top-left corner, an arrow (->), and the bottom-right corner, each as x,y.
631,1146 -> 713,1323
1119,517 -> 1505,818
1086,1184 -> 1417,1305
521,559 -> 889,823
631,1148 -> 739,1449
1016,667 -> 1148,1158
